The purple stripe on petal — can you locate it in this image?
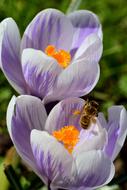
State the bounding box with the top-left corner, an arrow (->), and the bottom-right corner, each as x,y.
78,27 -> 97,47
30,130 -> 73,187
104,122 -> 119,158
0,18 -> 27,93
68,10 -> 102,57
70,48 -> 78,58
48,58 -> 100,101
21,9 -> 73,52
47,152 -> 52,180
45,98 -> 84,134
23,62 -> 58,98
24,63 -> 47,97
32,145 -> 48,183
22,49 -> 62,99
55,18 -> 61,48
36,13 -> 46,50
12,109 -> 34,163
73,33 -> 103,62
47,14 -> 53,44
60,100 -> 83,128
104,106 -> 127,161
72,150 -> 114,189
73,121 -> 107,156
7,95 -> 47,179
32,145 -> 66,184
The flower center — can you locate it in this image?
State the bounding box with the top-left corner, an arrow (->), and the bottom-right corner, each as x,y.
45,45 -> 71,69
53,125 -> 79,153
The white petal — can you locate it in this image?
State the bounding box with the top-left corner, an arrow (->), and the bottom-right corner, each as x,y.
6,95 -> 47,178
30,130 -> 73,187
22,48 -> 62,98
21,9 -> 73,52
0,18 -> 27,93
45,97 -> 84,134
72,150 -> 115,189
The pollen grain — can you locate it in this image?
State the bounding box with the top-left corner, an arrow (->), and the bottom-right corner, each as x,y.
53,125 -> 79,153
45,45 -> 71,69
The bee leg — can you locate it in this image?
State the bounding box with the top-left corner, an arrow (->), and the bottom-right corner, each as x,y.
91,117 -> 97,124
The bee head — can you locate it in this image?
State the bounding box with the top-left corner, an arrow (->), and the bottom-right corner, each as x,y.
90,100 -> 99,109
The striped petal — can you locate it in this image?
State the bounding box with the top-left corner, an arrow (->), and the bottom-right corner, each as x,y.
72,150 -> 114,189
73,120 -> 107,156
22,48 -> 62,98
74,33 -> 103,62
104,106 -> 127,161
44,58 -> 100,103
68,10 -> 102,57
30,130 -> 73,187
45,97 -> 84,134
21,9 -> 73,52
0,18 -> 27,93
7,95 -> 47,176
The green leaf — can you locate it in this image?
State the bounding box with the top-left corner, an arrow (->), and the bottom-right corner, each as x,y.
118,75 -> 127,97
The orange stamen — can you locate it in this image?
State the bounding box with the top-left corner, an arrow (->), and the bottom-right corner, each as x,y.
45,45 -> 71,69
73,110 -> 81,116
53,125 -> 79,153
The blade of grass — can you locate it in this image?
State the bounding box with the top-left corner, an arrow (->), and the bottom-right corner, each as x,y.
0,147 -> 20,190
0,160 -> 9,190
4,164 -> 23,190
66,0 -> 82,14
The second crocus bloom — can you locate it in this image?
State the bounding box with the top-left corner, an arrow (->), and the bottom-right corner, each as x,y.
0,9 -> 102,103
7,95 -> 127,190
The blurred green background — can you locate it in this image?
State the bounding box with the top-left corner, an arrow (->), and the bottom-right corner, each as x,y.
0,0 -> 127,189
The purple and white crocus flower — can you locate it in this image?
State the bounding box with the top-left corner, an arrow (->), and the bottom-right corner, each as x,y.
0,9 -> 102,103
7,95 -> 127,190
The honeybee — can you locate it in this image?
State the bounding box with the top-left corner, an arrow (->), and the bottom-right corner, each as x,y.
79,100 -> 99,129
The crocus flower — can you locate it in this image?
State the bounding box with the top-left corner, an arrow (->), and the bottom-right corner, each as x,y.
7,95 -> 127,190
0,9 -> 102,103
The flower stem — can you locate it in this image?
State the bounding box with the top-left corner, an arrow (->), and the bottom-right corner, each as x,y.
48,181 -> 51,190
4,164 -> 23,190
66,0 -> 82,14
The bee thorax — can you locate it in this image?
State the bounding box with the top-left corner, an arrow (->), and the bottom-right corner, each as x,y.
79,100 -> 99,130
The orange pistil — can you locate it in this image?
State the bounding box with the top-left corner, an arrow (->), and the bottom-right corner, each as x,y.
45,45 -> 71,69
53,125 -> 79,153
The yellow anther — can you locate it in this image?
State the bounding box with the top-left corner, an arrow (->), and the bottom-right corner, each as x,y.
53,125 -> 79,153
45,45 -> 71,69
73,110 -> 81,116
